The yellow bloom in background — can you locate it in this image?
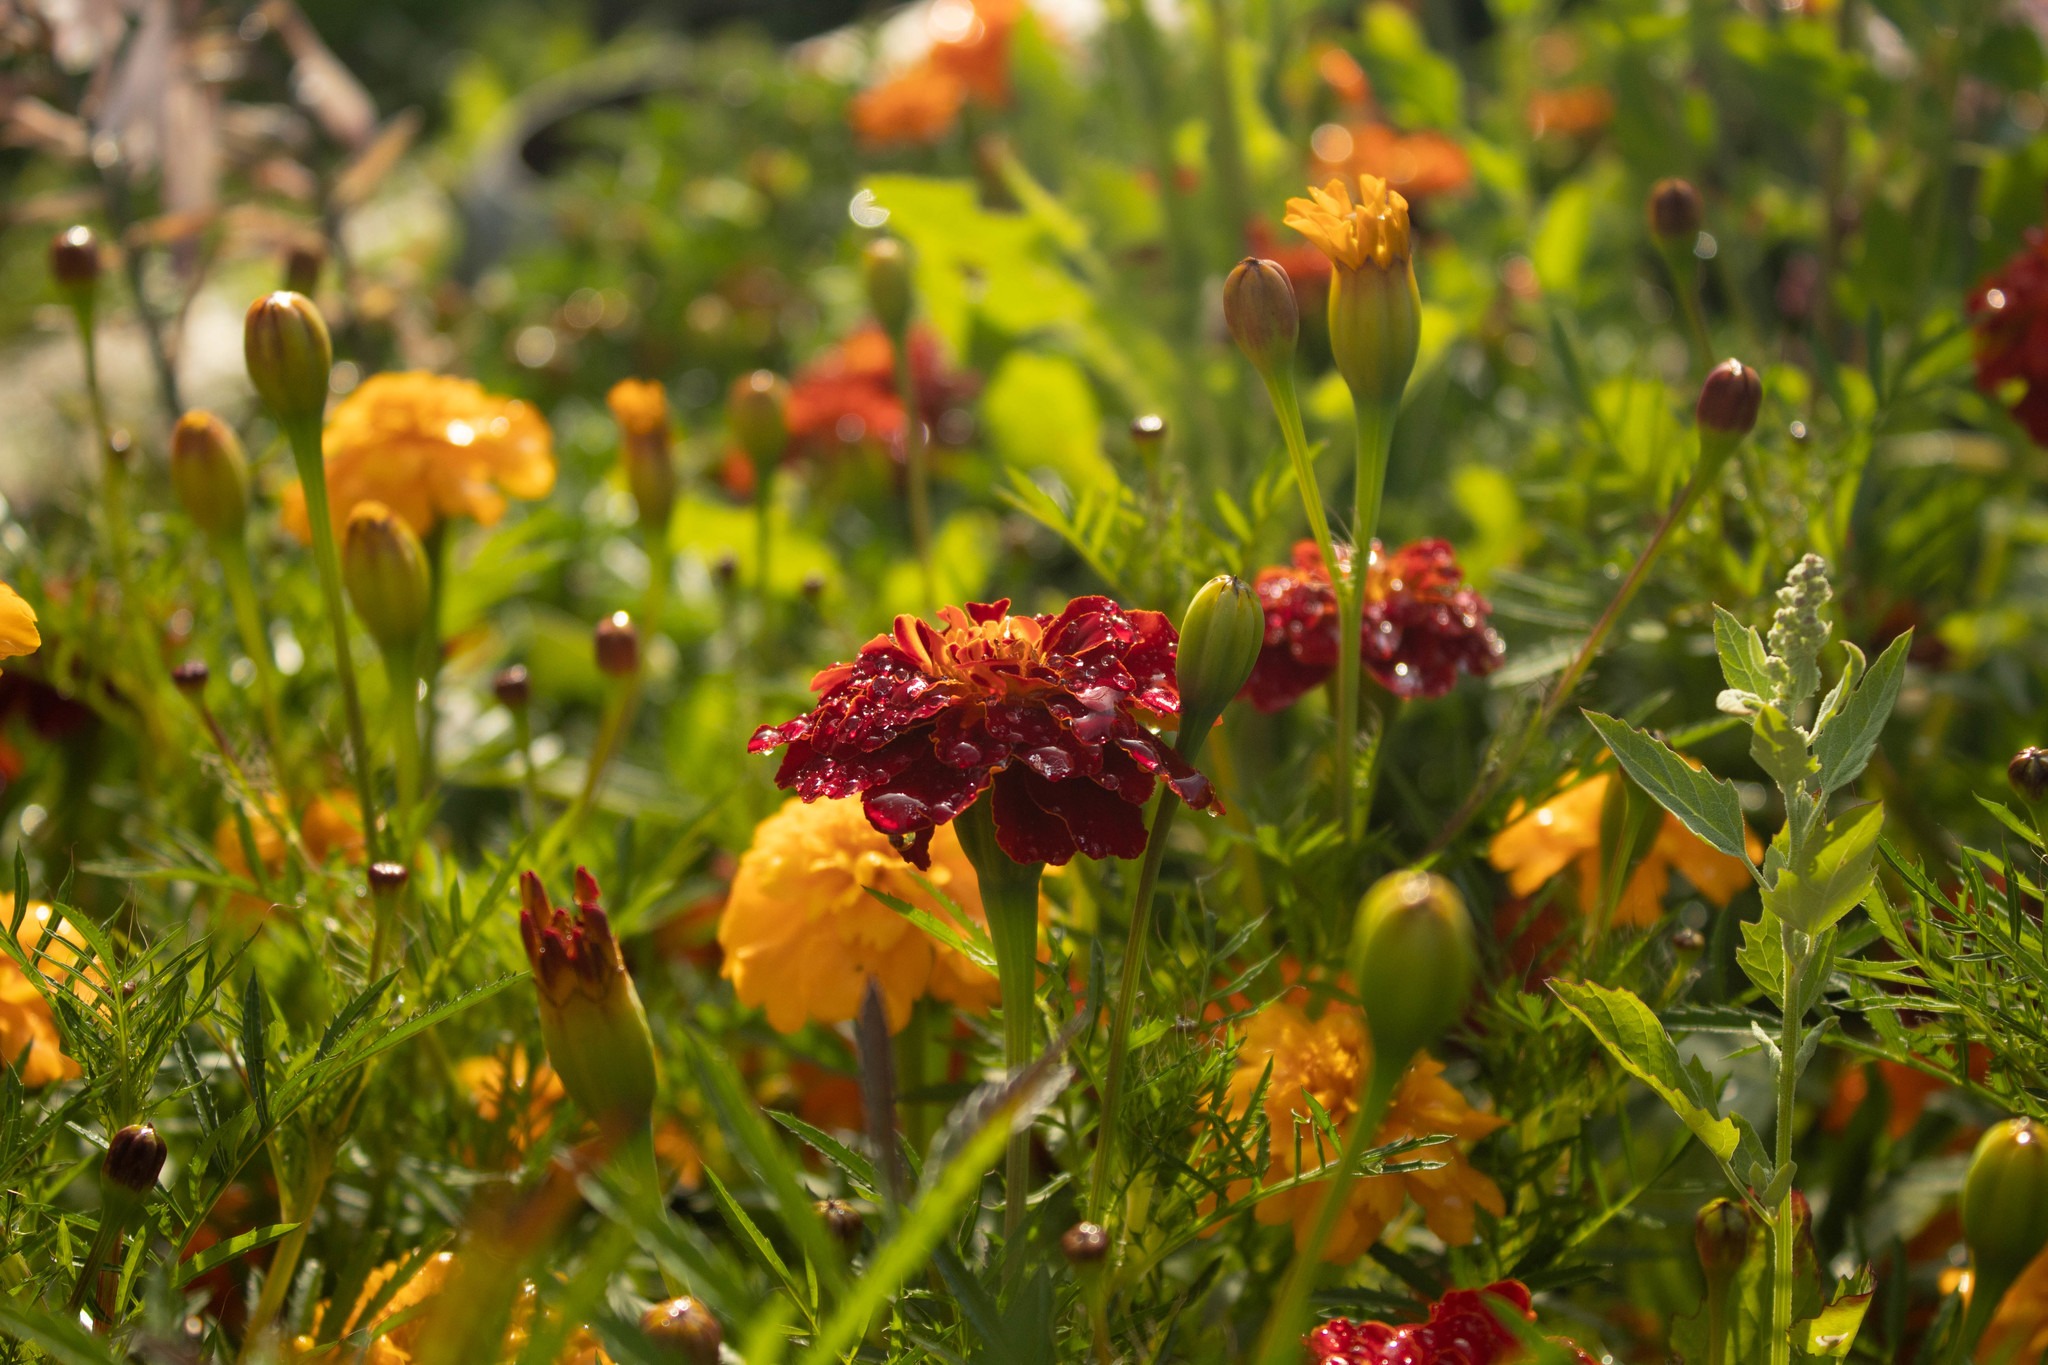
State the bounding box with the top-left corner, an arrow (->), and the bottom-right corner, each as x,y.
605,378 -> 667,437
290,1253 -> 612,1365
457,1047 -> 567,1152
1489,771 -> 1762,928
281,372 -> 555,542
0,583 -> 38,664
1,898 -> 101,1087
1981,1242 -> 2048,1362
718,795 -> 1001,1033
1284,174 -> 1413,272
214,793 -> 364,920
1219,1000 -> 1506,1262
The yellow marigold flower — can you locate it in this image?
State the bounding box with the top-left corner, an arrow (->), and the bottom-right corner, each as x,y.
606,378 -> 668,437
0,898 -> 99,1088
0,583 -> 39,664
291,1253 -> 613,1365
457,1047 -> 567,1152
281,372 -> 555,543
214,793 -> 365,921
718,795 -> 1002,1034
1489,771 -> 1762,928
1218,1000 -> 1506,1262
1284,174 -> 1413,273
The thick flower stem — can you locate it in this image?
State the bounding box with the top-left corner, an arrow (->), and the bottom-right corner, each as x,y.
284,415 -> 385,865
1769,928 -> 1807,1365
1085,789 -> 1182,1224
239,1140 -> 334,1361
956,799 -> 1044,1255
894,337 -> 934,605
1251,1056 -> 1403,1365
1342,396 -> 1397,840
218,540 -> 291,791
384,651 -> 421,854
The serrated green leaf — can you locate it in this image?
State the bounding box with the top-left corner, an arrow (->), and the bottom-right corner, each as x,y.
1584,712 -> 1753,863
1751,704 -> 1818,792
1714,606 -> 1773,698
1551,980 -> 1738,1162
1761,804 -> 1884,935
1812,632 -> 1910,793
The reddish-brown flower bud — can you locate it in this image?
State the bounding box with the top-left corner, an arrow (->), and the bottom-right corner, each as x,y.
594,611 -> 639,677
863,237 -> 914,337
518,868 -> 659,1137
729,370 -> 790,471
1696,359 -> 1762,439
49,226 -> 100,302
368,861 -> 409,895
815,1198 -> 862,1250
284,242 -> 325,297
103,1123 -> 167,1195
1131,414 -> 1166,447
1224,258 -> 1299,378
494,664 -> 531,711
1061,1221 -> 1109,1265
169,410 -> 251,542
170,660 -> 210,694
243,291 -> 333,426
2011,747 -> 2048,806
1694,1197 -> 1751,1285
1647,178 -> 1704,244
640,1296 -> 722,1364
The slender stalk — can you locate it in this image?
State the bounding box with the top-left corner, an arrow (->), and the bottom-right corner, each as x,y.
1705,1276 -> 1731,1365
1251,1058 -> 1403,1365
238,1140 -> 333,1360
1085,790 -> 1182,1223
384,651 -> 420,853
1769,925 -> 1808,1365
1341,398 -> 1397,839
417,524 -> 447,788
894,336 -> 933,604
63,1203 -> 130,1315
550,677 -> 635,859
218,541 -> 292,790
513,706 -> 540,835
283,415 -> 385,864
1659,241 -> 1714,370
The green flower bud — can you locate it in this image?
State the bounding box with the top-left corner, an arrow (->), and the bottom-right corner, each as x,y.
1223,258 -> 1299,378
1348,870 -> 1474,1070
1694,1197 -> 1751,1286
863,236 -> 914,337
49,226 -> 100,309
2010,748 -> 2048,807
342,501 -> 431,655
520,868 -> 659,1140
103,1123 -> 167,1196
729,370 -> 790,472
1647,178 -> 1704,245
1173,575 -> 1263,761
169,410 -> 250,541
641,1296 -> 722,1364
1963,1117 -> 2048,1281
243,290 -> 333,426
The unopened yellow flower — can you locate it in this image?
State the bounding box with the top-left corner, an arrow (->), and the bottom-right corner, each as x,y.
1218,1000 -> 1505,1262
0,898 -> 99,1087
281,372 -> 555,542
718,795 -> 1002,1034
0,583 -> 39,664
1284,175 -> 1413,272
1489,771 -> 1762,928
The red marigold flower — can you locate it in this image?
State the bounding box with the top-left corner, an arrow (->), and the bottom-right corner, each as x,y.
1305,1280 -> 1595,1365
1241,538 -> 1505,713
1971,229 -> 2048,445
749,597 -> 1218,869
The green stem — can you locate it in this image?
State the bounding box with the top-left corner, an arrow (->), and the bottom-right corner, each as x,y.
384,650 -> 420,854
1705,1277 -> 1731,1365
1085,789 -> 1182,1224
894,334 -> 933,605
1770,926 -> 1807,1365
548,675 -> 638,863
238,1144 -> 332,1360
417,524 -> 447,789
1251,1056 -> 1404,1365
284,415 -> 385,864
1960,1262 -> 2018,1364
218,540 -> 292,792
63,1196 -> 132,1315
513,708 -> 540,836
1660,240 -> 1715,371
1342,398 -> 1396,841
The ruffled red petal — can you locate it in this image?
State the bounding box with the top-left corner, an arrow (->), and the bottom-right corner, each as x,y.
1974,228 -> 2048,444
1303,1280 -> 1590,1365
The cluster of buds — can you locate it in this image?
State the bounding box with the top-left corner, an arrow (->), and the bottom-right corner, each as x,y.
517,867 -> 658,1142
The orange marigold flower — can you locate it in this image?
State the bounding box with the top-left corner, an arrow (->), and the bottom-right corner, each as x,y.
605,378 -> 667,438
1309,124 -> 1472,202
0,584 -> 39,666
1527,85 -> 1615,138
718,794 -> 1003,1033
215,794 -> 365,920
1241,539 -> 1503,711
1488,771 -> 1761,928
1219,1000 -> 1506,1262
1824,1047 -> 1989,1138
1981,1242 -> 2048,1363
1971,229 -> 2048,445
292,1253 -> 615,1365
281,372 -> 555,542
1286,174 -> 1413,271
456,1047 -> 567,1152
788,325 -> 977,461
848,0 -> 1023,148
850,69 -> 970,148
1,898 -> 99,1087
750,597 -> 1218,869
1315,45 -> 1370,107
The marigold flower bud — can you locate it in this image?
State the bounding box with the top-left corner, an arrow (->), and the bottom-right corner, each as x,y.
284,242 -> 325,297
729,370 -> 790,471
1174,575 -> 1262,760
1694,1197 -> 1751,1284
594,611 -> 639,677
640,1295 -> 722,1365
494,664 -> 531,711
368,861 -> 409,895
2011,747 -> 2048,806
520,868 -> 658,1139
816,1198 -> 862,1250
1061,1221 -> 1109,1265
1348,870 -> 1474,1069
49,226 -> 100,304
1131,414 -> 1166,447
1696,359 -> 1762,439
169,410 -> 250,541
171,660 -> 209,694
1224,258 -> 1299,378
1963,1117 -> 2048,1281
608,379 -> 675,534
243,291 -> 333,426
342,501 -> 431,655
863,236 -> 914,336
103,1123 -> 167,1195
1647,178 -> 1705,244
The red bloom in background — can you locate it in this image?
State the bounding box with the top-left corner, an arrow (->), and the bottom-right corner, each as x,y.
1971,228 -> 2048,444
1242,539 -> 1504,712
750,597 -> 1217,869
1306,1280 -> 1594,1365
